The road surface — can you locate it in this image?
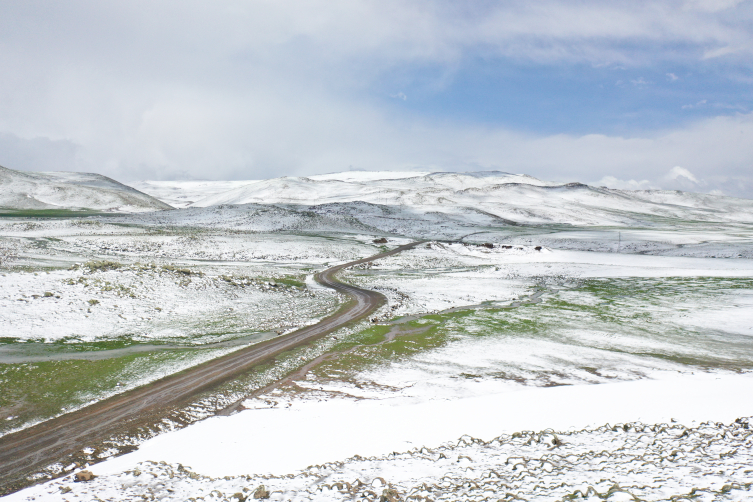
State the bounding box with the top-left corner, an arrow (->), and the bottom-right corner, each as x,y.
0,240 -> 421,494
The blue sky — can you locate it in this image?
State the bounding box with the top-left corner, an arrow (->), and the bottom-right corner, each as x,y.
1,0 -> 752,196
382,59 -> 752,135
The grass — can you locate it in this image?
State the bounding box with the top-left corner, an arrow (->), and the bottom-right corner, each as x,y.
307,310 -> 476,381
0,209 -> 108,218
82,260 -> 122,272
298,276 -> 753,386
0,346 -> 226,435
268,276 -> 306,288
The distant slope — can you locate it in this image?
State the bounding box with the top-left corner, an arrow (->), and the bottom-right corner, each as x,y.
184,171 -> 753,226
127,180 -> 260,209
0,165 -> 173,213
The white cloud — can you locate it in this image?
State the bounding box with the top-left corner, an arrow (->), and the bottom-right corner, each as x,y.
682,99 -> 708,109
666,72 -> 679,81
665,166 -> 700,184
703,45 -> 745,59
684,0 -> 746,13
594,176 -> 656,190
0,1 -> 751,197
593,166 -> 753,198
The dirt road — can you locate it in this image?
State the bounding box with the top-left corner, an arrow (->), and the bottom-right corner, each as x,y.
0,241 -> 421,494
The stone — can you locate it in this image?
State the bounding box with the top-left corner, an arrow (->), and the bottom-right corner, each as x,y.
253,485 -> 270,499
74,470 -> 95,482
380,488 -> 401,502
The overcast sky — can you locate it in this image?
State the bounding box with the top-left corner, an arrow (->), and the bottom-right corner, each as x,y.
1,0 -> 753,196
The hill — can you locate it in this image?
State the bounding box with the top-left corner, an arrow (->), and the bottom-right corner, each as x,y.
0,165 -> 173,213
182,171 -> 753,227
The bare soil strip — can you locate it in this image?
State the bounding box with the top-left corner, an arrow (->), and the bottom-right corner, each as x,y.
0,241 -> 422,494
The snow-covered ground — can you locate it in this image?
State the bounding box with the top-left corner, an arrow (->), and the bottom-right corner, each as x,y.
7,375 -> 753,501
127,180 -> 261,209
0,165 -> 171,212
3,170 -> 753,500
175,171 -> 753,226
126,171 -> 432,209
0,218 -> 382,436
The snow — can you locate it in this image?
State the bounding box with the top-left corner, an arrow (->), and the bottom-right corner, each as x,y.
0,165 -> 172,212
6,373 -> 752,501
127,171 -> 434,209
175,171 -> 753,227
91,372 -> 753,477
127,180 -> 261,209
3,169 -> 753,501
309,170 -> 432,182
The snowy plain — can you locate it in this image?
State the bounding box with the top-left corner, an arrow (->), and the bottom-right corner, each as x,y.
2,170 -> 753,501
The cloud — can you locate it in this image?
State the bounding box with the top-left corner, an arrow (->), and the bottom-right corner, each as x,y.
594,176 -> 655,190
0,1 -> 751,196
593,166 -> 753,198
682,99 -> 708,109
684,0 -> 746,12
703,45 -> 745,59
2,80 -> 753,196
0,133 -> 80,172
665,166 -> 700,184
666,72 -> 679,81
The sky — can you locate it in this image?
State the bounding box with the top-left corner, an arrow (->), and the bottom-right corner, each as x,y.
1,0 -> 752,197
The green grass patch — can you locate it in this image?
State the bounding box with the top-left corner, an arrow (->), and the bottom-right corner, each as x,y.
0,209 -> 108,218
0,347 -> 222,435
308,310 -> 477,380
310,277 -> 753,385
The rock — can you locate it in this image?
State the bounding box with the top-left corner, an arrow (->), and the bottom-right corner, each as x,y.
373,237 -> 388,244
74,470 -> 95,482
535,246 -> 542,251
60,486 -> 72,493
231,492 -> 247,502
380,488 -> 401,502
253,485 -> 270,499
483,243 -> 494,248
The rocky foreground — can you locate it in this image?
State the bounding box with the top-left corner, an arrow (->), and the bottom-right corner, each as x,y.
11,417 -> 753,501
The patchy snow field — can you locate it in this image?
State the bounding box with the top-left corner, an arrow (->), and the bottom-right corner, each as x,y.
3,170 -> 753,500
0,217 -> 383,435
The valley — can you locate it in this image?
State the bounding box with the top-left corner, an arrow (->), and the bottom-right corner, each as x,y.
1,169 -> 753,501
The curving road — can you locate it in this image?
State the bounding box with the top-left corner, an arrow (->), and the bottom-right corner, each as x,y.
0,240 -> 422,494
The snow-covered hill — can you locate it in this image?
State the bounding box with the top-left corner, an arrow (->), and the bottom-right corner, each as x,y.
0,165 -> 173,212
134,171 -> 753,227
127,180 -> 259,209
